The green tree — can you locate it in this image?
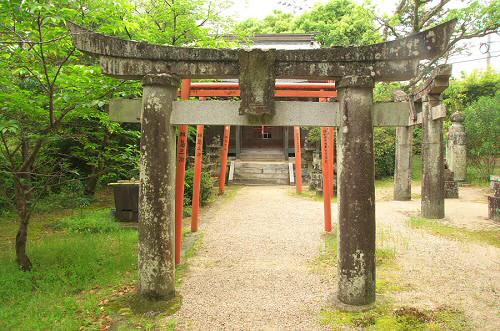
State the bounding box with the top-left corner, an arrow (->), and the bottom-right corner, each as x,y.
377,0 -> 500,86
236,0 -> 382,46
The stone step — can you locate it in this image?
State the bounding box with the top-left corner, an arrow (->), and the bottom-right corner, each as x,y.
236,168 -> 289,174
240,155 -> 285,161
232,178 -> 290,185
234,172 -> 289,180
232,160 -> 290,185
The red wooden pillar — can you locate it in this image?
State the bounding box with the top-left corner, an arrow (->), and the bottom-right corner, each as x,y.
321,127 -> 332,232
191,97 -> 206,232
328,127 -> 335,198
294,126 -> 303,193
175,79 -> 190,265
219,125 -> 230,195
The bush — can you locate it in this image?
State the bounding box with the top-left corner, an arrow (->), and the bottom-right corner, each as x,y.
374,128 -> 396,179
184,167 -> 214,208
463,94 -> 500,180
36,181 -> 93,213
52,209 -> 120,234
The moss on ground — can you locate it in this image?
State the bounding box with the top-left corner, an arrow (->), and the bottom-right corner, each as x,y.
316,225 -> 469,330
320,302 -> 469,331
408,217 -> 500,248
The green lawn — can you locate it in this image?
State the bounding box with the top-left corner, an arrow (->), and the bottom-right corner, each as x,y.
0,208 -> 139,330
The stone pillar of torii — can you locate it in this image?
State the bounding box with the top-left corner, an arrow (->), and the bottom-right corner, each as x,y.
68,19 -> 455,306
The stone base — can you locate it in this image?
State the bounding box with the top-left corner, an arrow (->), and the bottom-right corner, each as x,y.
488,196 -> 500,221
444,181 -> 459,199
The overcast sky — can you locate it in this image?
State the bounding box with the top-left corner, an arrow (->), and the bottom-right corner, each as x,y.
226,0 -> 499,77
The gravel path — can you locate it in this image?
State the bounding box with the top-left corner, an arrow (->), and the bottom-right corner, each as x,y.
376,197 -> 500,330
168,185 -> 499,330
171,186 -> 332,330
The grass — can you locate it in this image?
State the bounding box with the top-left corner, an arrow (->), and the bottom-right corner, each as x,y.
315,223 -> 469,330
408,217 -> 500,248
0,188 -> 210,330
320,302 -> 469,331
0,211 -> 138,330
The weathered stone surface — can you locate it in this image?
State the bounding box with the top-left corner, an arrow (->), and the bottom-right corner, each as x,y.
68,20 -> 455,81
109,99 -> 413,127
444,165 -> 459,199
421,94 -> 445,218
447,112 -> 466,181
488,195 -> 500,221
238,49 -> 276,116
337,76 -> 376,306
138,73 -> 179,300
394,126 -> 413,200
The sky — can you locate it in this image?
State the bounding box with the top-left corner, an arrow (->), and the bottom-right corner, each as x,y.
226,0 -> 499,77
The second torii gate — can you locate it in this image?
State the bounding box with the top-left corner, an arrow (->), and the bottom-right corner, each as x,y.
68,20 -> 455,306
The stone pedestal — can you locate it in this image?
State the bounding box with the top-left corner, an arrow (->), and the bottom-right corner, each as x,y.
138,74 -> 179,300
337,76 -> 376,306
394,126 -> 413,200
421,95 -> 445,219
488,182 -> 500,221
444,166 -> 459,199
308,151 -> 323,193
447,112 -> 466,181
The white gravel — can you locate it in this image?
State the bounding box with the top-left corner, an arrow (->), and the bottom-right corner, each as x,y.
170,186 -> 333,330
166,185 -> 499,330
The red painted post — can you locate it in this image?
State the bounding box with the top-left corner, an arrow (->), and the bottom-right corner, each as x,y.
294,126 -> 303,194
219,125 -> 231,195
175,79 -> 190,265
191,97 -> 206,232
321,127 -> 333,232
328,127 -> 335,199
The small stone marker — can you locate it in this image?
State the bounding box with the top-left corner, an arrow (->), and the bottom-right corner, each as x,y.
444,162 -> 459,199
488,180 -> 500,221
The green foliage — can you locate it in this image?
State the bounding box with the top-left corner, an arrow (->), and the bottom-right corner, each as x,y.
444,69 -> 500,113
374,128 -> 396,179
184,167 -> 214,207
374,82 -> 402,102
0,227 -> 138,330
463,95 -> 500,179
236,0 -> 382,47
52,209 -> 121,233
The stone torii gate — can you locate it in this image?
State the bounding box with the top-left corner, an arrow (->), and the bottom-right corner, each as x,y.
68,20 -> 455,306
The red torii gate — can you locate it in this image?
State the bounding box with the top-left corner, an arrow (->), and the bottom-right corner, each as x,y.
176,80 -> 338,264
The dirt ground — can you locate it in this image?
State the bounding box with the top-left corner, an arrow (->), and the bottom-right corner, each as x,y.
167,185 -> 499,330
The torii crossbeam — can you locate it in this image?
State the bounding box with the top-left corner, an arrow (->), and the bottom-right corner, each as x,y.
68,20 -> 455,306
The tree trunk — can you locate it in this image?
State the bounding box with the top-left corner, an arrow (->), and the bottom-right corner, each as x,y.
84,166 -> 99,197
16,216 -> 32,271
14,182 -> 32,271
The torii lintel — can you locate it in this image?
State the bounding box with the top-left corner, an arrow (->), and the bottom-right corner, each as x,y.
68,20 -> 456,82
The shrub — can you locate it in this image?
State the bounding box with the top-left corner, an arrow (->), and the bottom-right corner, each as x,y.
374,128 -> 396,179
184,167 -> 214,208
463,94 -> 500,180
52,209 -> 120,234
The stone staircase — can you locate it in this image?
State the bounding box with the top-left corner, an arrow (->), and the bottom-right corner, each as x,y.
232,161 -> 290,185
239,148 -> 285,161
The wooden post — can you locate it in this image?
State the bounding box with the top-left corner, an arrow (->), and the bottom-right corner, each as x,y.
175,79 -> 190,265
191,97 -> 206,232
321,127 -> 332,232
294,126 -> 303,193
219,125 -> 231,194
328,126 -> 335,198
138,74 -> 179,299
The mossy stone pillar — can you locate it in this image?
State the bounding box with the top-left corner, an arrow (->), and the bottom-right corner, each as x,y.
421,94 -> 445,219
337,76 -> 376,306
394,126 -> 413,201
447,112 -> 466,181
138,73 -> 180,299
